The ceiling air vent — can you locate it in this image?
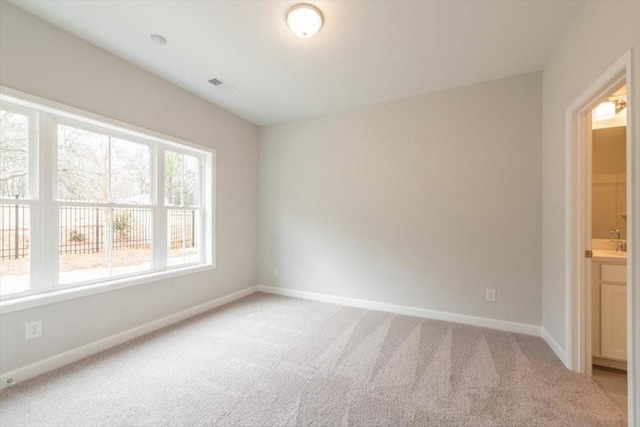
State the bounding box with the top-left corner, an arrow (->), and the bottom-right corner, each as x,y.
208,77 -> 236,92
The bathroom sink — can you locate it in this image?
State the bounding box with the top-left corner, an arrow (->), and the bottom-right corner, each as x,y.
593,250 -> 627,259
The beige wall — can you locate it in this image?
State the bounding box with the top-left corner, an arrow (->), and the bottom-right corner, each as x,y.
592,126 -> 626,239
593,127 -> 627,175
5,0 -> 637,376
542,0 -> 640,349
0,3 -> 259,373
259,72 -> 542,325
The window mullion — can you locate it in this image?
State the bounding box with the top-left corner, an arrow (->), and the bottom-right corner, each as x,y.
181,209 -> 186,262
154,148 -> 167,269
180,153 -> 185,207
38,113 -> 58,291
108,207 -> 113,276
26,111 -> 41,294
107,135 -> 112,202
199,156 -> 205,264
179,156 -> 186,262
206,152 -> 215,267
107,136 -> 113,275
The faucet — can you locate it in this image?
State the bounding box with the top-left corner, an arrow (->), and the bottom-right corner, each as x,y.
609,229 -> 627,252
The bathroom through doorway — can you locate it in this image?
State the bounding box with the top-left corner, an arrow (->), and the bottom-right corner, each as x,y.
564,50 -> 638,424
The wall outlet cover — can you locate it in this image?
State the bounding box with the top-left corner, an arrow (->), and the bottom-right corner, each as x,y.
26,320 -> 42,340
486,289 -> 497,302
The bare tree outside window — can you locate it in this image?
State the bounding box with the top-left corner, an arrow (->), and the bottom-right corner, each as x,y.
166,151 -> 199,265
1,96 -> 212,300
0,109 -> 30,296
0,110 -> 28,199
56,125 -> 155,285
57,125 -> 108,202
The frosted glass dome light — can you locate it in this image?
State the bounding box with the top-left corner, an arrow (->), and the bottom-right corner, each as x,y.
287,4 -> 323,38
594,101 -> 616,121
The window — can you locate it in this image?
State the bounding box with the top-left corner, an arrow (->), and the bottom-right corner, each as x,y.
165,150 -> 201,266
56,123 -> 154,285
0,91 -> 215,305
0,106 -> 35,297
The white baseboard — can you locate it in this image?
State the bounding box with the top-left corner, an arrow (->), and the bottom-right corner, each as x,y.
2,284 -> 562,392
0,285 -> 257,390
542,327 -> 566,366
256,285 -> 542,337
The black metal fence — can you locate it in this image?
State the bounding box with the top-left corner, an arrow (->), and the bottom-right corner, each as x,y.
58,207 -> 155,255
168,209 -> 196,250
0,203 -> 29,260
0,204 -> 195,260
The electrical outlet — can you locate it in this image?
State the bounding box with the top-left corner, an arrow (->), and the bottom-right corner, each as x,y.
26,320 -> 42,340
486,289 -> 497,302
273,266 -> 279,277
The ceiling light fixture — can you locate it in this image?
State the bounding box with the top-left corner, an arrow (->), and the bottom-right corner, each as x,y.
150,34 -> 167,46
287,4 -> 323,38
594,95 -> 627,121
595,101 -> 615,121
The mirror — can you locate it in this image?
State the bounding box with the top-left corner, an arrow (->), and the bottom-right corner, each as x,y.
592,126 -> 626,239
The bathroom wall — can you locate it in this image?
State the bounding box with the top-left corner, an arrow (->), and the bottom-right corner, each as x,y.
592,126 -> 626,239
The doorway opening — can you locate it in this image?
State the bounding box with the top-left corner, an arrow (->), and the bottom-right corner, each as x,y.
589,83 -> 628,413
565,49 -> 637,424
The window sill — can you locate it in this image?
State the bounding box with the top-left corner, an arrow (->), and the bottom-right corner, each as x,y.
0,264 -> 215,315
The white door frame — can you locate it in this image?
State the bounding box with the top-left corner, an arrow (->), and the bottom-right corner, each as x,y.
565,49 -> 638,424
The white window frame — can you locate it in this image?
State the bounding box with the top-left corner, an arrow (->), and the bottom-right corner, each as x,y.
162,148 -> 205,269
53,117 -> 158,289
0,87 -> 216,314
0,102 -> 39,297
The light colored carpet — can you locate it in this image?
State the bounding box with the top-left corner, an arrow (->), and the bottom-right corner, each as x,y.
0,292 -> 626,426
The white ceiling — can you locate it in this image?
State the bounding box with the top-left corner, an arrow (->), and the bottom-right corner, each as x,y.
10,0 -> 585,125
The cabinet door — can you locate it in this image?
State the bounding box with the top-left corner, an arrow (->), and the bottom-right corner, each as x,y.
601,284 -> 627,361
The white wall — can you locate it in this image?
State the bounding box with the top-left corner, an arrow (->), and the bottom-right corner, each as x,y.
259,72 -> 542,326
0,3 -> 259,373
541,0 -> 640,349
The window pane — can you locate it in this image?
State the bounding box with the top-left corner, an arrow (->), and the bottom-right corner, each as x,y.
59,206 -> 109,285
57,125 -> 108,202
0,204 -> 30,296
112,208 -> 152,274
167,209 -> 200,266
59,206 -> 153,285
165,151 -> 200,207
165,151 -> 183,206
0,110 -> 28,199
183,154 -> 200,206
111,138 -> 150,204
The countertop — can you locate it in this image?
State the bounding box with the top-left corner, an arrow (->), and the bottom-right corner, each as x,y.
593,249 -> 627,262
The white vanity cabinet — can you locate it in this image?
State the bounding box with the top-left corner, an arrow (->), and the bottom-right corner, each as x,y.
592,258 -> 627,366
601,283 -> 627,360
